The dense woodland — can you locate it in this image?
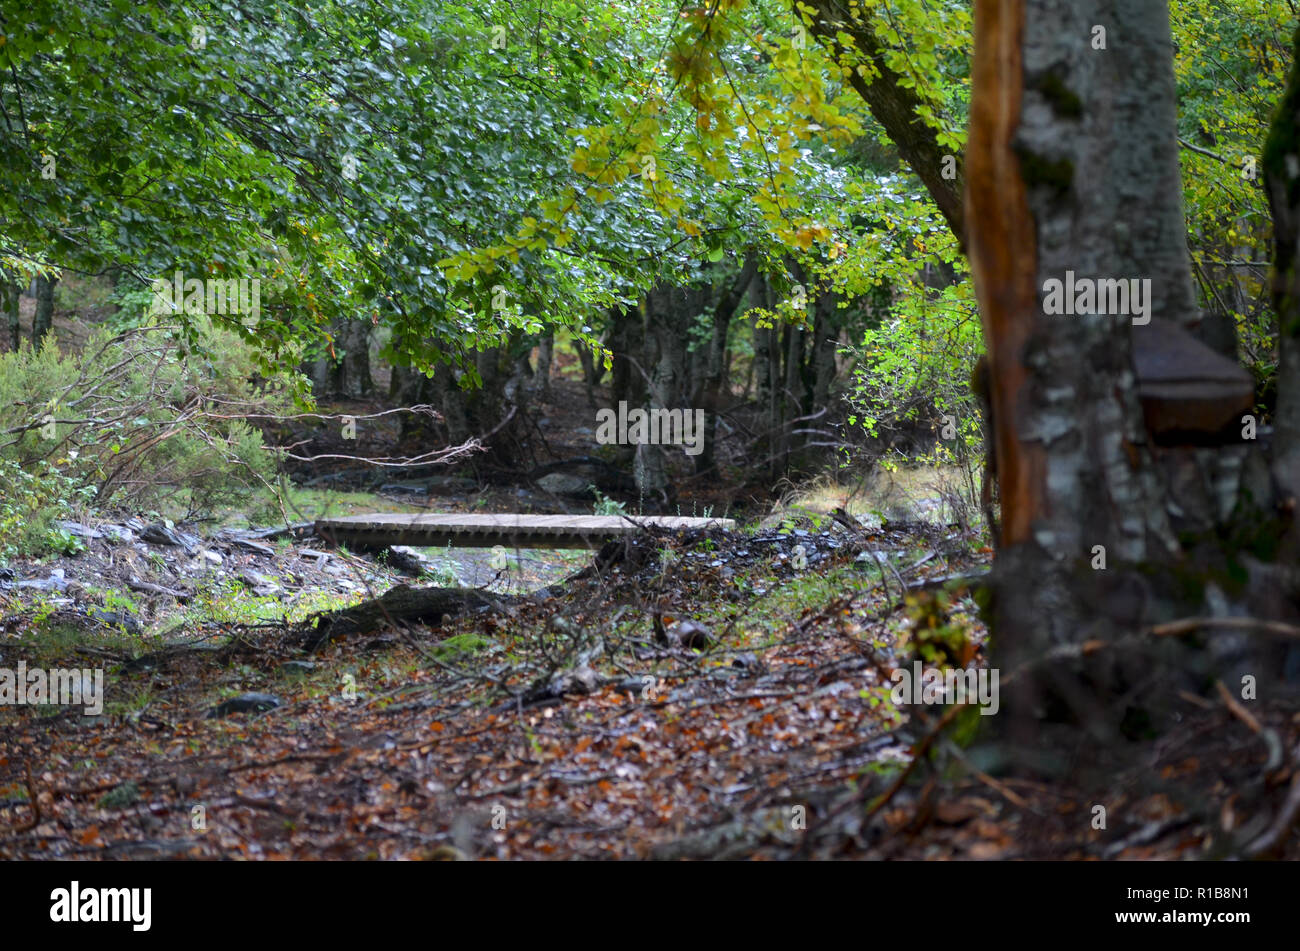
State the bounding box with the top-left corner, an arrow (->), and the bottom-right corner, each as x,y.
0,0 -> 1298,873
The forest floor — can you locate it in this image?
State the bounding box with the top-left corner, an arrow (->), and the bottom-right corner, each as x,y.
3,508 -> 1297,860
2,374 -> 1298,860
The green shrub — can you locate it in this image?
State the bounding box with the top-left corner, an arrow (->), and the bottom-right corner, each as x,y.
0,458 -> 94,560
0,318 -> 304,522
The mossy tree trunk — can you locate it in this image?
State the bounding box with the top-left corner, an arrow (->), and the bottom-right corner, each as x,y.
962,0 -> 1231,743
1265,23 -> 1300,509
32,273 -> 56,346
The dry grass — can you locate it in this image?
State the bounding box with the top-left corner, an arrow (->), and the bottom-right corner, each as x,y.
770,465 -> 977,529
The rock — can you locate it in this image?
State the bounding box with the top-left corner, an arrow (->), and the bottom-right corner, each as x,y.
226,536 -> 274,557
379,482 -> 428,496
616,676 -> 651,697
127,577 -> 189,600
280,661 -> 316,675
208,692 -> 282,718
528,586 -> 558,603
536,472 -> 596,498
423,475 -> 479,493
548,665 -> 600,696
199,550 -> 223,566
88,608 -> 141,634
385,546 -> 432,575
237,569 -> 280,597
668,619 -> 714,650
16,568 -> 67,592
57,520 -> 103,539
102,525 -> 135,545
241,522 -> 314,541
140,522 -> 200,555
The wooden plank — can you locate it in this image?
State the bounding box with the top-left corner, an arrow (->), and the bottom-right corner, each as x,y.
313,512 -> 735,549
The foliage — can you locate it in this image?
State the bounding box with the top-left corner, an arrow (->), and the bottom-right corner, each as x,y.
0,320 -> 301,517
591,488 -> 628,516
1171,0 -> 1297,377
0,456 -> 93,560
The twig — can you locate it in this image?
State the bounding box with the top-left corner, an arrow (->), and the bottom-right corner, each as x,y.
1215,679 -> 1263,735
1149,617 -> 1300,640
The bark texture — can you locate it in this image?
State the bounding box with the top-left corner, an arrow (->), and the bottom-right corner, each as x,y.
965,1 -> 1203,745
1265,23 -> 1300,505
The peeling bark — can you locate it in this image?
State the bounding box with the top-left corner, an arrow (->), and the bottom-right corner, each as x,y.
965,1 -> 1205,743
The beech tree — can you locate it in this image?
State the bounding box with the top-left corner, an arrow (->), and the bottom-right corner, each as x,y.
785,0 -> 1300,749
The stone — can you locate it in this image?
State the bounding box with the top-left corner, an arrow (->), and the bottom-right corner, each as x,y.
140,523 -> 200,555
548,665 -> 600,696
16,568 -> 67,592
88,608 -> 141,634
237,569 -> 280,597
102,525 -> 135,545
668,620 -> 714,650
208,693 -> 282,718
536,472 -> 596,498
220,534 -> 274,556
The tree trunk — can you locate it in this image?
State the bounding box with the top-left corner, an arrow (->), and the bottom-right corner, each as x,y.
607,304 -> 640,410
1265,22 -> 1300,507
694,258 -> 757,474
535,330 -> 553,400
965,0 -> 1209,742
634,285 -> 705,503
341,318 -> 374,397
307,318 -> 373,398
811,289 -> 839,413
804,1 -> 965,238
3,275 -> 20,351
32,273 -> 56,346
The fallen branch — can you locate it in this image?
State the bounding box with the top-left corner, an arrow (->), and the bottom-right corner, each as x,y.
297,583 -> 511,652
1148,616 -> 1300,640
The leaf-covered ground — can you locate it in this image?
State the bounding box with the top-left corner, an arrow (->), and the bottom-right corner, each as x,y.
2,520 -> 1298,860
